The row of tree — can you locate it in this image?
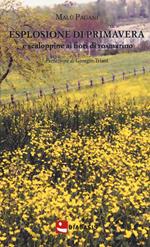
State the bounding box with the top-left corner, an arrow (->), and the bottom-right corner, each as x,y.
111,0 -> 150,20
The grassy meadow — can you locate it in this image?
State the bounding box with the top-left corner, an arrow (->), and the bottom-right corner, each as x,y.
1,51 -> 150,102
0,54 -> 150,246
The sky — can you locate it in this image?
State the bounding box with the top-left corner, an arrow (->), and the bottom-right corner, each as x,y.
23,0 -> 96,7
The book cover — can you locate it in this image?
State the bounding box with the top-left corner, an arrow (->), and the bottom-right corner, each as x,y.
0,0 -> 149,246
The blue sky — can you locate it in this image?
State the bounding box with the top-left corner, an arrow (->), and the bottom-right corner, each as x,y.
23,0 -> 95,7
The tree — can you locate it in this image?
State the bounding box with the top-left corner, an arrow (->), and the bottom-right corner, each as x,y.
0,0 -> 56,88
96,0 -> 107,20
127,0 -> 139,18
147,0 -> 150,19
117,0 -> 127,19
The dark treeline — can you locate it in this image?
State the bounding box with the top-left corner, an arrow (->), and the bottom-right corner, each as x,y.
33,0 -> 150,26
94,0 -> 150,25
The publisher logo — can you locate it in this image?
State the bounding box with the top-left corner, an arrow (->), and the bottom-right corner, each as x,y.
56,220 -> 68,234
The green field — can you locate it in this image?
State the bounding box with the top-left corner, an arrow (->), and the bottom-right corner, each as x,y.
1,51 -> 150,102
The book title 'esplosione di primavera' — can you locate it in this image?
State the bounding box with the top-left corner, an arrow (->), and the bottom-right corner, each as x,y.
9,30 -> 144,39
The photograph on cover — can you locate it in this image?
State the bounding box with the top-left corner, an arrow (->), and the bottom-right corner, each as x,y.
0,0 -> 150,246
